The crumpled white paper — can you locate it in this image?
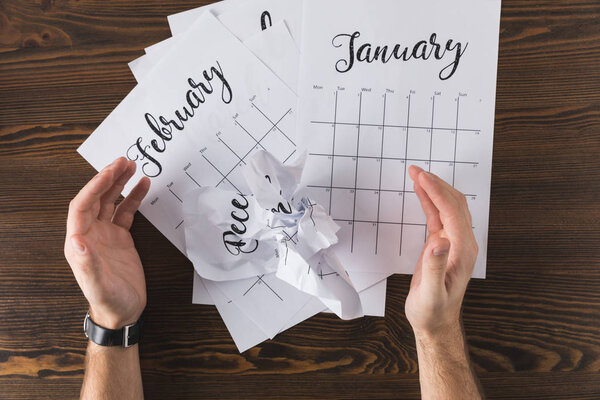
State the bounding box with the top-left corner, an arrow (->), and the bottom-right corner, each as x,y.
183,150 -> 363,319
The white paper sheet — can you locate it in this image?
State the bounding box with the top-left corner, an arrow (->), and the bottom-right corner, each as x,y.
216,0 -> 302,47
202,277 -> 269,352
184,150 -> 364,322
144,37 -> 175,57
128,14 -> 388,316
242,21 -> 299,93
78,12 -> 298,259
168,0 -> 302,47
191,271 -> 214,305
200,273 -> 388,353
217,272 -> 312,338
189,22 -> 298,306
356,278 -> 386,317
129,0 -> 239,81
133,1 -> 302,87
89,3 -> 395,349
130,23 -> 299,106
297,0 -> 502,279
167,0 -> 242,36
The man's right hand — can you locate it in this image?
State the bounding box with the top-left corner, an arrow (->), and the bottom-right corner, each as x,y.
405,165 -> 478,338
64,157 -> 150,330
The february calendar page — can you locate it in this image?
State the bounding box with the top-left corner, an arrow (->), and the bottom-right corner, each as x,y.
78,13 -> 298,257
298,0 -> 502,278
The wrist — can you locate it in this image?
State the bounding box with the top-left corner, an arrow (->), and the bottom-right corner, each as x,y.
89,306 -> 140,330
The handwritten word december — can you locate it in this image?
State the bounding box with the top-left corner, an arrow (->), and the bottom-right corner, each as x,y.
332,32 -> 468,81
222,194 -> 259,256
127,61 -> 233,178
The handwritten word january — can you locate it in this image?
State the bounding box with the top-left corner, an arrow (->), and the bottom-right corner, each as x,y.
126,61 -> 233,178
332,32 -> 468,81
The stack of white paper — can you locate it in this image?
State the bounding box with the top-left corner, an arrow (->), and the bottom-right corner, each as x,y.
78,0 -> 502,352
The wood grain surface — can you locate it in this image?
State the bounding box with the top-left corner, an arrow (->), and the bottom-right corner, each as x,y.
1,0 -> 599,399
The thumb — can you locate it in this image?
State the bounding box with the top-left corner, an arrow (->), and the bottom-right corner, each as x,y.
66,234 -> 98,277
421,236 -> 451,290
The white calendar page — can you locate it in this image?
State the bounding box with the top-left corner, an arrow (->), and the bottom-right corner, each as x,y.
78,12 -> 298,257
298,0 -> 502,278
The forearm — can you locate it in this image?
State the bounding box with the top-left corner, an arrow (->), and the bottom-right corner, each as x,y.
81,342 -> 143,400
414,321 -> 483,400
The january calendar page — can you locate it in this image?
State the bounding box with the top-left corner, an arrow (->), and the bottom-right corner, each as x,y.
298,0 -> 502,278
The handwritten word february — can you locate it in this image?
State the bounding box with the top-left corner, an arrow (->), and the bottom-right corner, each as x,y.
127,61 -> 233,178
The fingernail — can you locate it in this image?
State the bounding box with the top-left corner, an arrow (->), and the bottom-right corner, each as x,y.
433,247 -> 448,256
433,243 -> 450,256
71,238 -> 86,254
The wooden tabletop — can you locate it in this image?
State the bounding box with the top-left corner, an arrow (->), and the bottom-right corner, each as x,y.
1,0 -> 599,399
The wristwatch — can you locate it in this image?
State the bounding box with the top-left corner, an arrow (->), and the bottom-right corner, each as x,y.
83,312 -> 143,348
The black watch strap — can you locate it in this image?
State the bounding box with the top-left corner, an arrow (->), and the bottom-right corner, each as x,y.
83,312 -> 143,348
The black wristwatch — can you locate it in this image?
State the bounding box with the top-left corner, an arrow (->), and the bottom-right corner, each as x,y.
83,312 -> 143,348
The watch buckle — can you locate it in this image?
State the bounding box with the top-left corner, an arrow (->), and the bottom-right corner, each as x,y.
83,312 -> 90,338
123,322 -> 135,348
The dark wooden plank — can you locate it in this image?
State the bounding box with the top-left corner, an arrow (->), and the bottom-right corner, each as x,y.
1,372 -> 600,400
1,0 -> 600,399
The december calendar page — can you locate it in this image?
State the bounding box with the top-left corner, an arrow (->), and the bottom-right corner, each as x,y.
297,0 -> 502,278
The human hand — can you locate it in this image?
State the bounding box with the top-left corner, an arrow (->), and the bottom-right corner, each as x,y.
64,157 -> 151,329
404,166 -> 478,339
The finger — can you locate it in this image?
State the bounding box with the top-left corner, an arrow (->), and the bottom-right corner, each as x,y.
414,182 -> 443,234
98,160 -> 137,221
417,171 -> 471,234
408,164 -> 423,183
112,177 -> 151,230
409,166 -> 443,234
421,236 -> 451,292
67,157 -> 129,234
420,168 -> 465,205
72,157 -> 129,212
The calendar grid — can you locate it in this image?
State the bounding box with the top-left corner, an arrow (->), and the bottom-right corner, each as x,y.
398,94 -> 411,255
452,97 -> 461,186
308,153 -> 479,165
425,96 -> 435,241
350,92 -> 363,252
243,274 -> 283,301
328,91 -> 339,216
308,89 -> 480,256
215,107 -> 294,190
309,121 -> 479,133
306,184 -> 477,199
172,103 -> 296,230
375,93 -> 387,254
428,96 -> 435,173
